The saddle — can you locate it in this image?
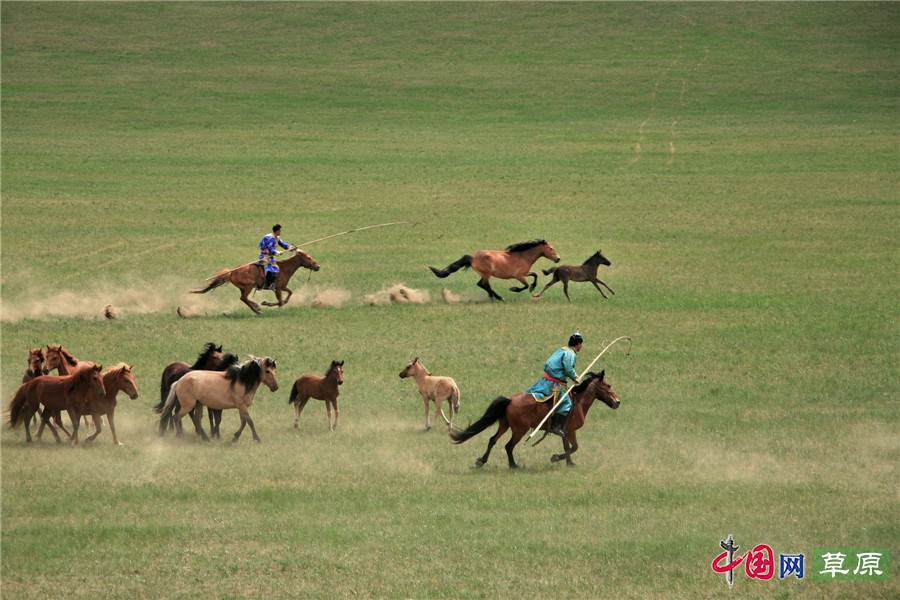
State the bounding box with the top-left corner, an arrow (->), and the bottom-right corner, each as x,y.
532,387 -> 559,404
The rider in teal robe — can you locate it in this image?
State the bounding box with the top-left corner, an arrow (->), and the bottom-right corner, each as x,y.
525,331 -> 583,436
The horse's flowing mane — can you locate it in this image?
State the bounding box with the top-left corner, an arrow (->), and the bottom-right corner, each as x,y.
505,239 -> 547,253
216,353 -> 240,371
190,343 -> 223,370
225,359 -> 261,389
572,372 -> 602,396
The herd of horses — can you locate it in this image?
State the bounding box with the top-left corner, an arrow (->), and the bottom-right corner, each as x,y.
5,239 -> 621,468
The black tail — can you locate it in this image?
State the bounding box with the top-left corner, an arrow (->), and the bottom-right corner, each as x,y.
429,255 -> 472,278
542,267 -> 558,276
288,382 -> 298,405
450,397 -> 510,444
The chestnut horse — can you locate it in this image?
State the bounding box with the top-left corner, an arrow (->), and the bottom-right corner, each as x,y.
158,357 -> 278,443
79,363 -> 140,445
23,348 -> 45,383
6,363 -> 106,445
399,357 -> 460,431
288,360 -> 344,431
41,344 -> 93,434
429,239 -> 560,301
450,371 -> 619,468
190,249 -> 320,314
534,250 -> 615,301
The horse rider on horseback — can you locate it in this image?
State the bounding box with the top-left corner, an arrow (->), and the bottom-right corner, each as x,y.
525,330 -> 583,436
258,224 -> 296,290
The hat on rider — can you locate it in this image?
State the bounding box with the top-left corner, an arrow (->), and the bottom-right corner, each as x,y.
568,329 -> 583,347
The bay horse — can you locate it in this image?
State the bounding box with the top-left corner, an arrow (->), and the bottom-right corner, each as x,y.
534,250 -> 615,301
450,371 -> 620,469
190,249 -> 320,314
288,360 -> 344,431
158,343 -> 224,408
23,348 -> 45,383
78,363 -> 140,445
41,344 -> 94,433
158,357 -> 278,443
429,239 -> 560,301
6,363 -> 106,445
399,357 -> 460,431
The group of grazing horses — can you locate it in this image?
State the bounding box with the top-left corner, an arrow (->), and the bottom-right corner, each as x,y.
7,344 -> 139,445
188,238 -> 613,315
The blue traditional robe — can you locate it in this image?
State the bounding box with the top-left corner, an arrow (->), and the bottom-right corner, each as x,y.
525,346 -> 578,413
258,234 -> 291,273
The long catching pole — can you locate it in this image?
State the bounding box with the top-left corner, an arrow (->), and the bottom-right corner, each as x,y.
206,222 -> 420,280
527,336 -> 632,440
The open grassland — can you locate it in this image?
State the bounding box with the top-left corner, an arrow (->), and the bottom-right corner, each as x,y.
1,3 -> 897,599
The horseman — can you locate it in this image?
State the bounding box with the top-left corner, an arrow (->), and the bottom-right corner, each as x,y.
258,224 -> 296,290
524,330 -> 583,436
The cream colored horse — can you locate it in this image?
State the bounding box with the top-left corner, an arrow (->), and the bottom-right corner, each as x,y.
159,357 -> 278,443
399,357 -> 461,431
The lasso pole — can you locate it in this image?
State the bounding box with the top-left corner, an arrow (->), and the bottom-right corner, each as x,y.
527,336 -> 632,440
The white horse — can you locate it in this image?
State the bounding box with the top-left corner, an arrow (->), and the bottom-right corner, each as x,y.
399,357 -> 460,431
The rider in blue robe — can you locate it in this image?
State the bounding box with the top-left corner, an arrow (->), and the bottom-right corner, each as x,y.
258,224 -> 295,290
525,331 -> 583,436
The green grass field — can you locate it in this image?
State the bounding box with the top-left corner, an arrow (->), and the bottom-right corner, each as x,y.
1,3 -> 897,599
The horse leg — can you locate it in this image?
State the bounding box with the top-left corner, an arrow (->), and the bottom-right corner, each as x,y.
591,277 -> 615,296
562,277 -> 573,302
551,432 -> 579,466
423,396 -> 432,431
332,399 -> 339,431
84,415 -> 103,443
107,411 -> 123,446
504,430 -> 525,469
476,422 -> 508,468
188,406 -> 210,442
233,409 -> 261,443
325,400 -> 334,431
238,285 -> 262,315
294,397 -> 309,428
477,278 -> 503,301
527,271 -> 538,292
509,274 -> 530,293
36,408 -> 64,443
533,276 -> 558,299
437,397 -> 452,428
66,408 -> 81,446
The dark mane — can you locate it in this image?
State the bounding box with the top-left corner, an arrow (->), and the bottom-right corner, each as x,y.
504,239 -> 547,253
190,343 -> 223,370
224,359 -> 262,390
325,360 -> 343,377
572,371 -> 602,395
583,251 -> 601,265
215,353 -> 239,371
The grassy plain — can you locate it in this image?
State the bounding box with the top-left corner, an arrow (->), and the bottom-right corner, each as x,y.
1,3 -> 897,599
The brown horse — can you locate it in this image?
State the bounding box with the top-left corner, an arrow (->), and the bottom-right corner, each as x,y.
40,344 -> 93,434
23,348 -> 45,383
450,371 -> 620,468
6,363 -> 106,445
534,250 -> 615,301
399,357 -> 460,431
288,360 -> 344,431
79,363 -> 139,445
190,249 -> 320,314
429,239 -> 560,301
158,343 -> 224,408
158,357 -> 278,443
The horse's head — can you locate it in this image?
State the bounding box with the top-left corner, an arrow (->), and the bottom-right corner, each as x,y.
26,348 -> 45,378
116,364 -> 140,400
295,249 -> 320,272
588,250 -> 611,267
399,357 -> 426,379
328,360 -> 344,386
258,357 -> 279,392
541,241 -> 560,263
44,344 -> 62,374
576,370 -> 619,409
77,362 -> 106,398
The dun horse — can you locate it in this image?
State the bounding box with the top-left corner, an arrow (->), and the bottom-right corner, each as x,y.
450,371 -> 620,468
429,239 -> 560,301
288,360 -> 344,431
6,363 -> 106,445
191,249 -> 320,314
399,357 -> 460,431
79,363 -> 139,445
158,357 -> 278,443
534,250 -> 615,301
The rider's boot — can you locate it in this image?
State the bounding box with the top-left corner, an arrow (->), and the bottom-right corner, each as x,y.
549,411 -> 569,436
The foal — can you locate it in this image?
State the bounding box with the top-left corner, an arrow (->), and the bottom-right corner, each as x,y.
288,360 -> 344,431
399,357 -> 460,431
534,250 -> 615,301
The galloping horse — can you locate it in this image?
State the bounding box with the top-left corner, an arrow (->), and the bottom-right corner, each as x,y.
450,371 -> 620,468
429,239 -> 560,301
41,344 -> 93,433
23,348 -> 45,383
190,249 -> 320,314
534,250 -> 615,301
399,357 -> 460,431
288,360 -> 344,431
6,363 -> 106,445
78,364 -> 139,445
158,357 -> 278,443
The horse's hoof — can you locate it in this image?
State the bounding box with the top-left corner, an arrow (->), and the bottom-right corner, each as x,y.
550,454 -> 561,463
474,458 -> 484,468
